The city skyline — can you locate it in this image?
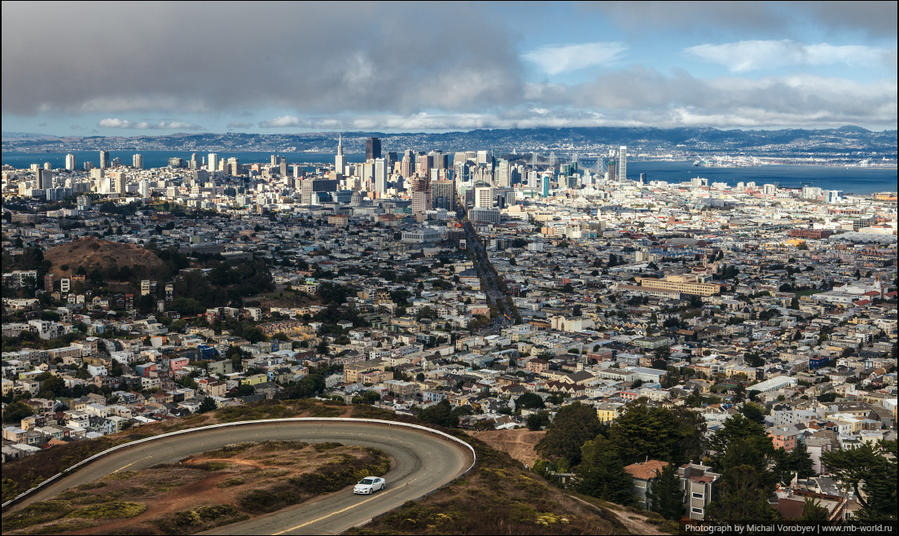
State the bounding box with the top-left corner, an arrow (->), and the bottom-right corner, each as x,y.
2,1 -> 896,136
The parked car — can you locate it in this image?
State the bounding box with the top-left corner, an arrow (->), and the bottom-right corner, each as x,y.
353,476 -> 386,494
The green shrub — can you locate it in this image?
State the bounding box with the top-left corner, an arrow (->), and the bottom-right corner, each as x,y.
157,504 -> 248,534
72,501 -> 147,519
238,486 -> 302,513
4,501 -> 74,530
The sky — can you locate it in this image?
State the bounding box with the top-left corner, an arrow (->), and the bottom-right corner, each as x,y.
2,1 -> 896,136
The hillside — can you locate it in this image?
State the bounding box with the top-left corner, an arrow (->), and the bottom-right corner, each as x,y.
4,126 -> 896,158
352,433 -> 631,535
2,401 -> 644,535
44,237 -> 167,280
469,429 -> 545,467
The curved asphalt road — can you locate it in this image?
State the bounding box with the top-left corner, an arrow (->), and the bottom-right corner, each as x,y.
5,421 -> 473,535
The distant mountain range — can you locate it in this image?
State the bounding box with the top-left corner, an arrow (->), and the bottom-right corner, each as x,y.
3,126 -> 896,158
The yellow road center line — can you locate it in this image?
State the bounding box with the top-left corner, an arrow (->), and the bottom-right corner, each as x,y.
272,481 -> 411,535
112,461 -> 136,473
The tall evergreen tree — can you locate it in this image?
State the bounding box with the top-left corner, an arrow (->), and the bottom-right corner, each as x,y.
706,464 -> 780,522
706,414 -> 781,521
647,464 -> 684,521
536,402 -> 603,468
576,438 -> 634,505
822,440 -> 897,521
606,400 -> 704,466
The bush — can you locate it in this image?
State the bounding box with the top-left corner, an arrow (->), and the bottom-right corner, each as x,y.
71,501 -> 147,519
158,504 -> 248,534
4,501 -> 74,530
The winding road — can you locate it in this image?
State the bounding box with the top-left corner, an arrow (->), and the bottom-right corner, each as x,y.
4,419 -> 475,535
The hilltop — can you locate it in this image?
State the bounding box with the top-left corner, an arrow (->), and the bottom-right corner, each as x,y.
44,237 -> 167,281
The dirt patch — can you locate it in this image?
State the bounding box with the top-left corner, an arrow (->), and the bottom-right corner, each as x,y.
567,494 -> 671,535
44,237 -> 167,280
468,429 -> 545,467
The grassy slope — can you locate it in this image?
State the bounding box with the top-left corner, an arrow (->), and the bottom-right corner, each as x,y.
351,432 -> 629,535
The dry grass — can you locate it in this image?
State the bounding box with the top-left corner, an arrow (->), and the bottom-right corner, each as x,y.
350,435 -> 629,535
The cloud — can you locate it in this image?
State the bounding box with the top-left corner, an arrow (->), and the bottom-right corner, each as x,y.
2,3 -> 522,116
259,115 -> 305,128
523,68 -> 897,129
588,2 -> 896,38
522,42 -> 627,75
686,40 -> 895,72
97,118 -> 201,130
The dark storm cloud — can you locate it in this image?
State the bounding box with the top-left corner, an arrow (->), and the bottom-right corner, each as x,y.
1,2 -> 523,115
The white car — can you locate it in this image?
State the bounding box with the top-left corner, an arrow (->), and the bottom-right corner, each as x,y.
353,476 -> 386,495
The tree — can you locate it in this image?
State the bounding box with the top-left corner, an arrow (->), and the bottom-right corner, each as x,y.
707,414 -> 775,477
822,441 -> 897,521
38,374 -> 68,398
536,402 -> 602,468
198,397 -> 217,413
576,438 -> 634,504
706,464 -> 780,522
798,497 -> 830,523
739,402 -> 765,424
526,411 -> 550,431
647,464 -> 685,521
706,414 -> 781,521
515,392 -> 545,411
418,399 -> 458,428
2,401 -> 33,423
607,400 -> 705,466
231,384 -> 255,397
279,373 -> 325,400
773,439 -> 815,484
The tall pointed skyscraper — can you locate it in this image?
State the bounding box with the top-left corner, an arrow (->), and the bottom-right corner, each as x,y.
335,134 -> 346,175
617,146 -> 627,181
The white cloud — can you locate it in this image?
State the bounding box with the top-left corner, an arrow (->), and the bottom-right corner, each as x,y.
686,40 -> 894,72
259,115 -> 305,128
522,42 -> 627,75
97,118 -> 201,130
98,117 -> 134,128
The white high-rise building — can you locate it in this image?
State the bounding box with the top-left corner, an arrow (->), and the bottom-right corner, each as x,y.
207,153 -> 218,173
335,134 -> 346,175
139,179 -> 149,198
374,157 -> 387,195
474,186 -> 493,208
617,146 -> 627,181
65,154 -> 76,171
496,159 -> 510,187
132,153 -> 143,169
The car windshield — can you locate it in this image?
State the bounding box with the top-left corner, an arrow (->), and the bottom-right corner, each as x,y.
360,478 -> 374,485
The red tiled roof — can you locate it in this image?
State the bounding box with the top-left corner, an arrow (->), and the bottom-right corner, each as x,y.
624,460 -> 669,481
